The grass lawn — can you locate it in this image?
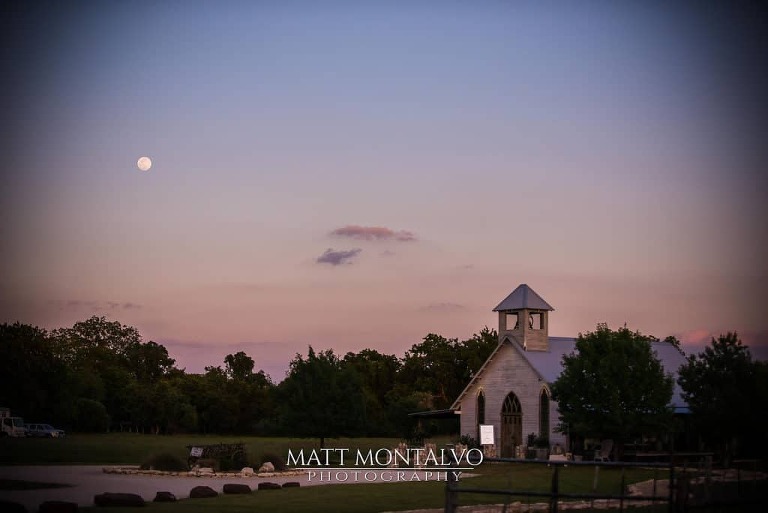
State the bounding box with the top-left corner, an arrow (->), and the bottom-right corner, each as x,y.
0,433 -> 424,467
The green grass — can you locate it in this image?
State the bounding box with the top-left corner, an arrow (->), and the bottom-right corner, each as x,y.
0,434 -> 425,467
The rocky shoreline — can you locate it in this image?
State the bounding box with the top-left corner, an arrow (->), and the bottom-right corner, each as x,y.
102,465 -> 307,479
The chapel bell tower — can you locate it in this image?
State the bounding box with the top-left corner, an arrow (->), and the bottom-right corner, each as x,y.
493,284 -> 554,351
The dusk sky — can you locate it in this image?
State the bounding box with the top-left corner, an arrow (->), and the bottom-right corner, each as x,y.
2,1 -> 766,381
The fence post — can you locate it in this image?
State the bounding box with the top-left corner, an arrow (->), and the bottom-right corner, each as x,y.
444,444 -> 458,513
549,462 -> 560,513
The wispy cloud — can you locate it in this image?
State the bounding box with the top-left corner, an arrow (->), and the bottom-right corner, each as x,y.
331,225 -> 417,242
316,248 -> 362,266
419,302 -> 467,312
48,300 -> 142,312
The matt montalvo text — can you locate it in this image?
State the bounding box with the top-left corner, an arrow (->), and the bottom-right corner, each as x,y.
287,446 -> 484,483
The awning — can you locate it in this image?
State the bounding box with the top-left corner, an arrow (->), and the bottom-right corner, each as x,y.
407,408 -> 460,419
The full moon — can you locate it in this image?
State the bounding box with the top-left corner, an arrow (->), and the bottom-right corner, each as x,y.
137,156 -> 152,171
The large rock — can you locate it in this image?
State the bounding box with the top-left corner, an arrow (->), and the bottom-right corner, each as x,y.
189,485 -> 218,499
0,500 -> 27,513
222,483 -> 251,494
258,462 -> 275,473
38,501 -> 79,513
153,492 -> 176,502
240,467 -> 255,477
93,492 -> 146,507
257,482 -> 281,490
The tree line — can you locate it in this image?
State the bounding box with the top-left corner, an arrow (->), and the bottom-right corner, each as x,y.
2,316 -> 765,463
0,317 -> 497,439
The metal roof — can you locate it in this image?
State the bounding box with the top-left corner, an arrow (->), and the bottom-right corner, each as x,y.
493,284 -> 554,312
451,335 -> 689,411
515,337 -> 689,410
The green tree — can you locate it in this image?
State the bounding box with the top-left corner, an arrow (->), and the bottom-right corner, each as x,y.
677,332 -> 767,464
126,341 -> 176,383
551,324 -> 674,459
222,351 -> 275,433
0,322 -> 73,424
343,349 -> 401,435
278,347 -> 366,446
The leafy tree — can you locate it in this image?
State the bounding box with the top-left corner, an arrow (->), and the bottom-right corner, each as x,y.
551,324 -> 674,459
126,341 -> 176,383
342,349 -> 401,434
222,351 -> 275,433
0,322 -> 73,424
397,327 -> 498,410
278,347 -> 366,446
677,332 -> 767,464
224,351 -> 255,381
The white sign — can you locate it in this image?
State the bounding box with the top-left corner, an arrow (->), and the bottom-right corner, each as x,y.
479,424 -> 494,446
189,447 -> 203,457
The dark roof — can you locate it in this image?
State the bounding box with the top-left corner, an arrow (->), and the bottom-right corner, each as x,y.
493,284 -> 554,312
408,408 -> 460,419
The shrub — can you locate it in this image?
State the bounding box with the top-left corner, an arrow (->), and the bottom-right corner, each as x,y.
260,452 -> 286,471
140,452 -> 187,472
196,458 -> 220,471
218,451 -> 248,472
458,434 -> 479,449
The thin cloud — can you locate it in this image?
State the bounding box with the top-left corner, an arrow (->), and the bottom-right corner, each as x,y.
420,302 -> 467,312
331,225 -> 417,242
49,299 -> 142,312
316,248 -> 362,266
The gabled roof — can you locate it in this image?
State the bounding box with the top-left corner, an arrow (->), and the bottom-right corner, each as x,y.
452,336 -> 689,412
493,284 -> 554,312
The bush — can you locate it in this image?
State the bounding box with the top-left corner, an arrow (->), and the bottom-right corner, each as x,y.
458,434 -> 479,449
218,451 -> 248,472
140,452 -> 187,472
72,398 -> 110,432
260,451 -> 286,471
196,458 -> 220,471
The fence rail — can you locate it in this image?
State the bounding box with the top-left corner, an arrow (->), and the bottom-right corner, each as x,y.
443,453 -> 764,513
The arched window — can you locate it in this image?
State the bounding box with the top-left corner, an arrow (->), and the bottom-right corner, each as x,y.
477,391 -> 485,425
475,391 -> 485,442
539,388 -> 550,439
500,392 -> 522,457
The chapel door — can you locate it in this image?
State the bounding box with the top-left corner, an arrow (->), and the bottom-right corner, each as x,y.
500,392 -> 522,458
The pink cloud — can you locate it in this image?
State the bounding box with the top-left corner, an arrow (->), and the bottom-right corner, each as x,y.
330,225 -> 417,242
676,328 -> 768,360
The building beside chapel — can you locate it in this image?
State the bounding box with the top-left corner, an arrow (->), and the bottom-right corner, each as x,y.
450,284 -> 687,458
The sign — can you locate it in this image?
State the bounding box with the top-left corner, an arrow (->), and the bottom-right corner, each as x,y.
479,424 -> 494,446
189,447 -> 203,457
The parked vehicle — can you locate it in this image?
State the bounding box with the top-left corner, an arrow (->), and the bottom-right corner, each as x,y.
25,423 -> 66,438
1,407 -> 27,437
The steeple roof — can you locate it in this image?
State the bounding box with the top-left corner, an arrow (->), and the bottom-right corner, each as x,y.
492,284 -> 554,312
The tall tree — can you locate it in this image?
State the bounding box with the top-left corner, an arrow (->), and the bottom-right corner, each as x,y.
551,324 -> 674,459
677,332 -> 767,464
279,347 -> 366,446
0,322 -> 73,424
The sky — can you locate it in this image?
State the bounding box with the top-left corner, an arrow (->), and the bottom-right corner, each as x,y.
2,1 -> 767,381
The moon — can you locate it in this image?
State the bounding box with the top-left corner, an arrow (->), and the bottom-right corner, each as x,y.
137,156 -> 152,171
